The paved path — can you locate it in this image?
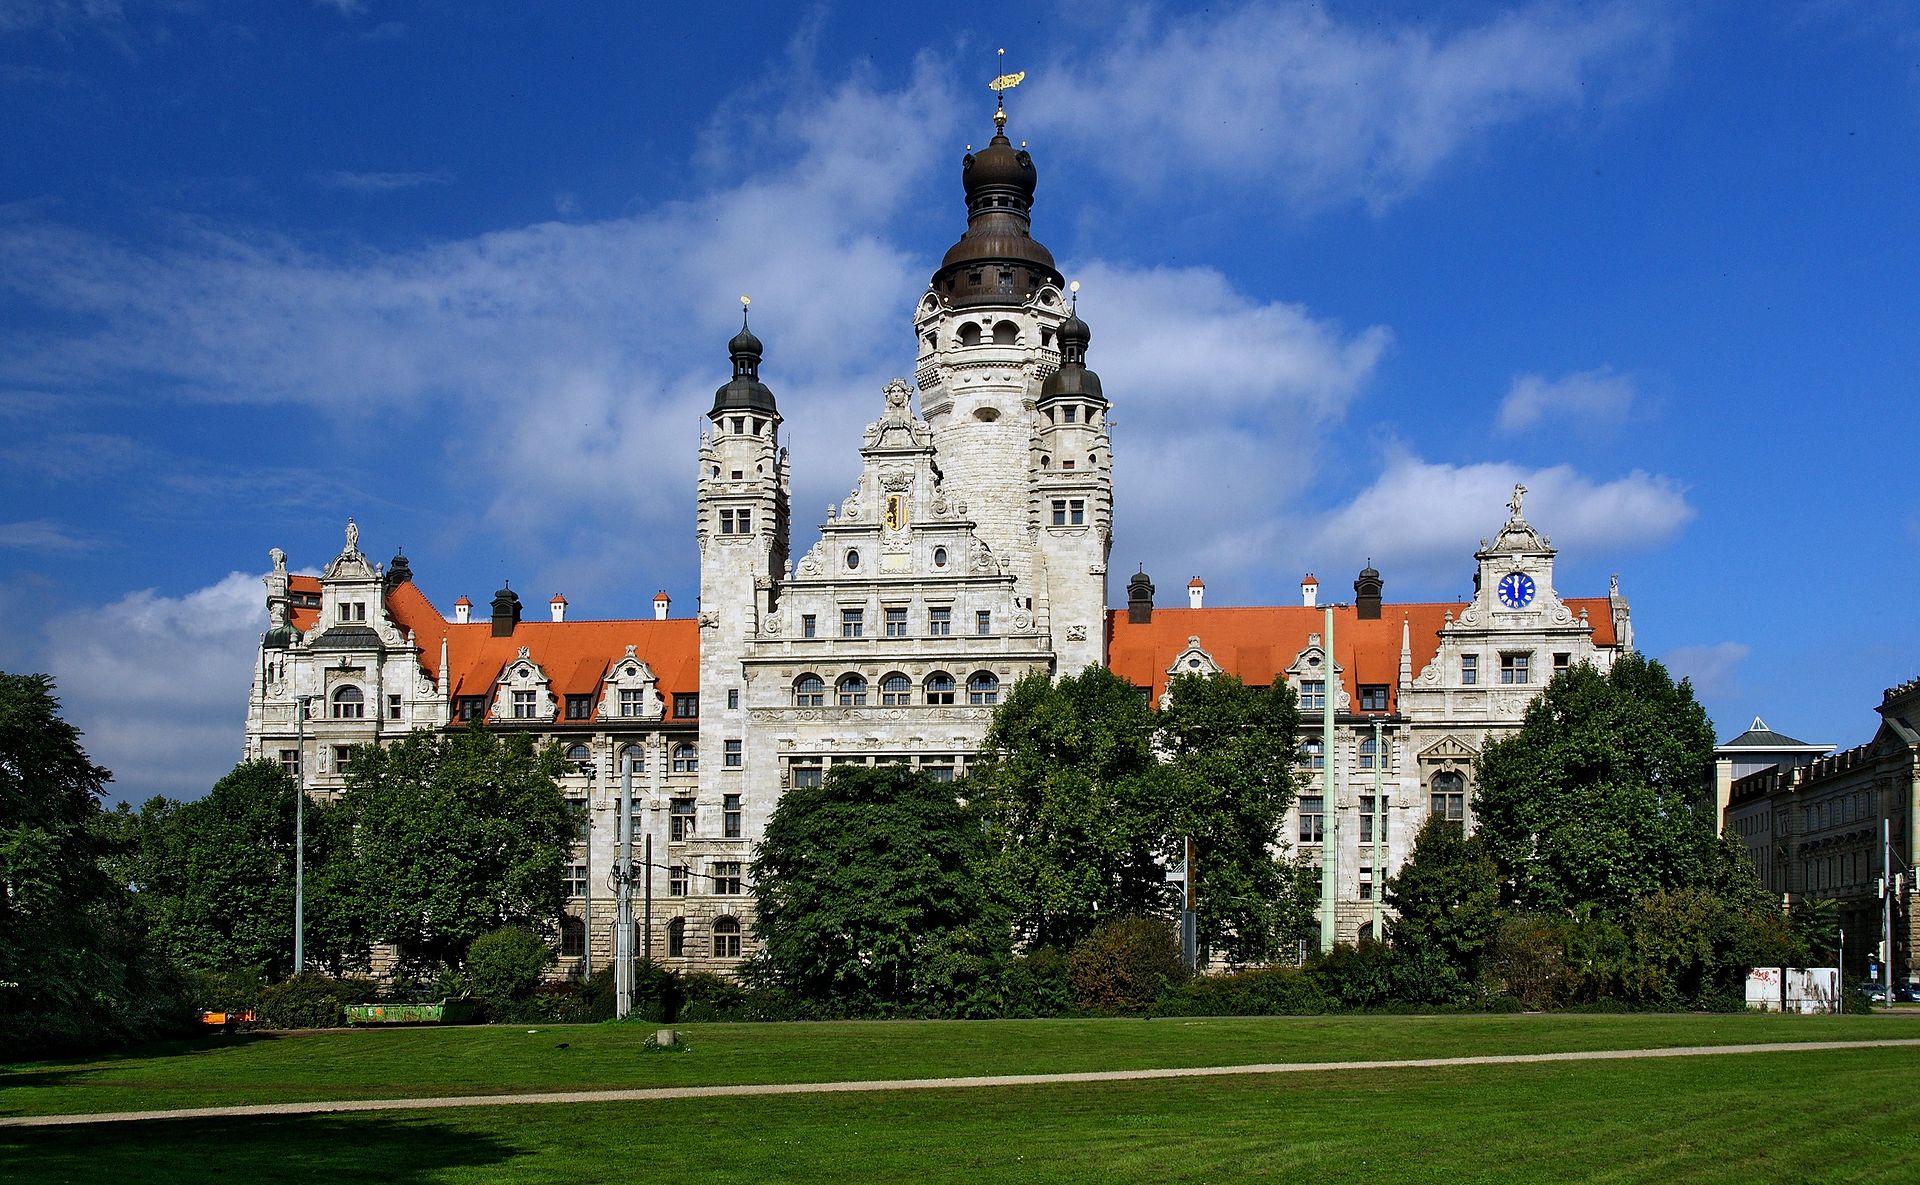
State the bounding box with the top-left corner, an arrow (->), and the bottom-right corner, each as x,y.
7,1038 -> 1917,1129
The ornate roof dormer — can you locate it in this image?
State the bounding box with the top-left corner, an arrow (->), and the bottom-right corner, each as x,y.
1481,483 -> 1553,556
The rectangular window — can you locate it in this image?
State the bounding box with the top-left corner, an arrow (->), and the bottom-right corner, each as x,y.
791,759 -> 823,788
1360,795 -> 1388,844
719,508 -> 735,535
332,744 -> 355,771
1299,680 -> 1324,712
673,693 -> 699,718
1299,740 -> 1324,771
1432,788 -> 1465,822
564,861 -> 588,898
1051,499 -> 1068,526
726,688 -> 739,710
1069,499 -> 1085,525
566,695 -> 594,720
1299,796 -> 1325,844
457,696 -> 486,721
737,508 -> 751,534
387,693 -> 402,720
511,689 -> 537,719
1553,652 -> 1571,674
1460,654 -> 1478,686
713,861 -> 743,895
724,739 -> 743,768
278,749 -> 300,777
885,606 -> 909,637
669,797 -> 695,841
1359,685 -> 1388,712
924,763 -> 955,783
723,793 -> 742,839
669,864 -> 688,898
567,797 -> 589,842
802,614 -> 817,638
840,608 -> 864,639
1359,866 -> 1374,901
336,601 -> 367,623
976,610 -> 992,636
1499,653 -> 1531,685
619,688 -> 645,717
1062,404 -> 1078,424
928,606 -> 951,636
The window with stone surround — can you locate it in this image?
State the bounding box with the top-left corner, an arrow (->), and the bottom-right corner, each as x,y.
723,793 -> 742,839
671,743 -> 698,773
1430,772 -> 1465,823
668,917 -> 686,957
331,685 -> 365,720
511,689 -> 537,719
1460,654 -> 1478,685
975,610 -> 992,636
563,861 -> 587,897
880,673 -> 911,705
669,865 -> 689,897
723,739 -> 742,768
791,758 -> 823,788
885,606 -> 909,637
560,917 -> 586,958
669,797 -> 695,841
841,607 -> 864,639
967,671 -> 999,706
794,674 -> 825,707
1499,652 -> 1531,685
925,672 -> 956,705
1298,796 -> 1325,844
1360,795 -> 1388,844
802,614 -> 817,638
837,674 -> 867,706
928,606 -> 951,636
713,862 -> 743,895
713,916 -> 742,958
1299,680 -> 1324,712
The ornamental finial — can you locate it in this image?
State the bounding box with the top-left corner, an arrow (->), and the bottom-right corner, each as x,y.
989,47 -> 1025,134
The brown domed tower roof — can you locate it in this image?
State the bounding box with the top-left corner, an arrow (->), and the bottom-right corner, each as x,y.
929,98 -> 1064,308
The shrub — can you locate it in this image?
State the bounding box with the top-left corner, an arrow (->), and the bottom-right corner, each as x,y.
1004,946 -> 1074,1018
1491,914 -> 1569,1009
257,973 -> 378,1029
1157,965 -> 1332,1016
188,967 -> 267,1016
1069,916 -> 1189,1014
1308,941 -> 1398,1010
467,927 -> 554,1006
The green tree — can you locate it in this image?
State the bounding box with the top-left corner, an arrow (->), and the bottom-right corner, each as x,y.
1384,813 -> 1503,987
120,761 -> 303,978
329,724 -> 576,971
0,672 -> 189,1052
1157,671 -> 1301,965
972,668 -> 1176,948
748,764 -> 1005,1013
1472,654 -> 1723,914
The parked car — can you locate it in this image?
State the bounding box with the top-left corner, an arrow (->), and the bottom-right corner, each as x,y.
1895,982 -> 1920,1004
1856,982 -> 1889,1004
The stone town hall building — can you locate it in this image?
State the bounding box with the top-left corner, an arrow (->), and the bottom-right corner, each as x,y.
244,102 -> 1632,972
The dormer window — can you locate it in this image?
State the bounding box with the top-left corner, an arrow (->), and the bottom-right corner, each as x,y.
336,602 -> 366,623
1299,680 -> 1325,712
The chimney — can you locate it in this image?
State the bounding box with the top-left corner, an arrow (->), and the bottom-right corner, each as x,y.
453,595 -> 472,625
1301,574 -> 1318,608
653,590 -> 671,621
1354,563 -> 1382,620
490,584 -> 522,637
549,594 -> 568,623
1127,569 -> 1155,624
1187,577 -> 1205,609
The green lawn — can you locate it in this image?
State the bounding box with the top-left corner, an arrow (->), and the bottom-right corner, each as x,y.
0,1011 -> 1907,1118
4,1045 -> 1915,1183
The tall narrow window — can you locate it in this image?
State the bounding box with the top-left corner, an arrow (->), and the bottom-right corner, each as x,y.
667,917 -> 686,956
723,739 -> 743,768
1299,739 -> 1324,770
1431,772 -> 1466,823
1069,499 -> 1085,525
975,610 -> 992,636
668,865 -> 688,897
563,861 -> 588,897
1052,499 -> 1068,526
801,613 -> 817,638
712,916 -> 742,958
1460,655 -> 1478,686
669,797 -> 695,841
1360,795 -> 1388,843
723,793 -> 742,839
387,693 -> 402,720
1299,796 -> 1325,844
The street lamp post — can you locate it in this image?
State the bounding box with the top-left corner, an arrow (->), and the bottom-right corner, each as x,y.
293,694 -> 314,976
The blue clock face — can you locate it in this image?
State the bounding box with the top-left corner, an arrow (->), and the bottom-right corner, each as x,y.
1498,572 -> 1536,609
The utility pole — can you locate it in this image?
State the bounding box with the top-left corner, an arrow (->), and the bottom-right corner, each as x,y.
1371,718 -> 1384,941
293,694 -> 313,976
1181,835 -> 1198,970
1885,816 -> 1895,1007
617,752 -> 635,1019
1318,606 -> 1337,953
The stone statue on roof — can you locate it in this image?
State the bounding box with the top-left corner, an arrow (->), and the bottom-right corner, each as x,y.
1508,483 -> 1526,519
345,518 -> 360,554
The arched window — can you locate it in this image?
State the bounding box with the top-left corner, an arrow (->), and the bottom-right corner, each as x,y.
880,673 -> 911,706
713,916 -> 742,958
992,320 -> 1019,345
967,671 -> 999,706
794,674 -> 825,707
672,742 -> 698,773
618,742 -> 644,773
559,917 -> 586,959
1431,772 -> 1466,823
1300,740 -> 1325,770
838,674 -> 867,706
566,743 -> 593,779
667,917 -> 686,958
925,672 -> 956,705
330,685 -> 365,719
958,323 -> 982,348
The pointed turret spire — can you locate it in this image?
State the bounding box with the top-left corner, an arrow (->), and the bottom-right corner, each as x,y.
712,296 -> 778,417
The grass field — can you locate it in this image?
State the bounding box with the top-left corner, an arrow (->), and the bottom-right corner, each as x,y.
4,1015 -> 1916,1182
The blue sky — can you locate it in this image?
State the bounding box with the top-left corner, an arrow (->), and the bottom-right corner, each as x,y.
2,1 -> 1915,801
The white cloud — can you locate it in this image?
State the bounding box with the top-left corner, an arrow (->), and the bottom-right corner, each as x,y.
0,519 -> 98,552
0,0 -> 126,35
312,170 -> 452,193
1662,641 -> 1750,701
1306,449 -> 1693,587
1028,1 -> 1671,210
43,572 -> 265,801
1498,367 -> 1636,434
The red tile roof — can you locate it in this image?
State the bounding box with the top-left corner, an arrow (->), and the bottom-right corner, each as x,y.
1105,598 -> 1616,712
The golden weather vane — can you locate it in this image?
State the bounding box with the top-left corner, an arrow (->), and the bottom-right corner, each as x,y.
988,46 -> 1026,133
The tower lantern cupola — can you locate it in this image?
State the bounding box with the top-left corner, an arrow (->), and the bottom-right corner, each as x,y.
1038,309 -> 1104,406
930,82 -> 1064,307
710,300 -> 779,421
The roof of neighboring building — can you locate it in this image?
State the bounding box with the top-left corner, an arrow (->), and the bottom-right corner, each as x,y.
1717,716 -> 1830,753
1105,598 -> 1618,710
286,573 -> 699,722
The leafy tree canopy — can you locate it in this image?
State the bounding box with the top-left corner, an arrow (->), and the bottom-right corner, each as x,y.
328,724 -> 576,971
1472,653 -> 1726,914
1158,671 -> 1302,965
749,763 -> 1004,1012
971,668 -> 1176,949
1384,813 -> 1502,983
